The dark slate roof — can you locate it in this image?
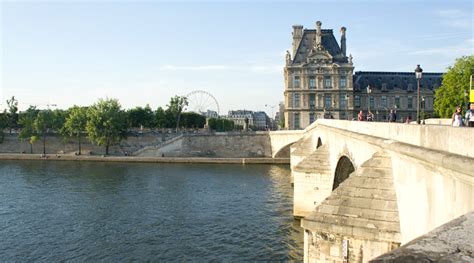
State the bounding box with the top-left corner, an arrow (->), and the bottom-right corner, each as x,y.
292,29 -> 346,64
353,71 -> 443,93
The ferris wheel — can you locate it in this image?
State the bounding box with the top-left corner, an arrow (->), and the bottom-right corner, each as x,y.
185,90 -> 220,116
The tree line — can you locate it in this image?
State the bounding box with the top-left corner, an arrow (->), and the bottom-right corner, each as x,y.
0,96 -> 211,155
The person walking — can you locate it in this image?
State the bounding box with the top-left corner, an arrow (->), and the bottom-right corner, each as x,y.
358,110 -> 364,121
388,110 -> 397,123
367,111 -> 374,121
465,103 -> 474,127
451,106 -> 463,127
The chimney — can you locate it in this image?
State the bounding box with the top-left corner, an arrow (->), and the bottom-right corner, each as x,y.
340,26 -> 347,56
292,25 -> 304,57
315,21 -> 322,48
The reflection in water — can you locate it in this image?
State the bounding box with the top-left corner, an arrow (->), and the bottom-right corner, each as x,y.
0,161 -> 303,261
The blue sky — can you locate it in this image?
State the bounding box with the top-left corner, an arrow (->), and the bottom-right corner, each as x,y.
1,0 -> 473,115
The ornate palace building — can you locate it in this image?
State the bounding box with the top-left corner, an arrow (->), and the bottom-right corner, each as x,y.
284,21 -> 443,129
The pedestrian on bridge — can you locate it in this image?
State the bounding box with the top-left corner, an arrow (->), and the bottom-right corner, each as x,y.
358,111 -> 364,121
451,106 -> 463,127
465,103 -> 474,127
389,110 -> 397,123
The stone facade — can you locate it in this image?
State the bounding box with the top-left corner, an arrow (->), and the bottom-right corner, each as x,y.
284,21 -> 443,129
284,21 -> 354,129
226,110 -> 270,130
353,71 -> 442,122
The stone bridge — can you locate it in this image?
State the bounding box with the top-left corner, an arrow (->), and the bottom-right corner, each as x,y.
290,119 -> 474,262
269,130 -> 305,158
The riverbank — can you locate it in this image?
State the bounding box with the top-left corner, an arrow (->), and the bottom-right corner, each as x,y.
0,153 -> 290,164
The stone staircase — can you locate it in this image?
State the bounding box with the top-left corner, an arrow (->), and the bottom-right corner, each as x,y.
133,134 -> 183,156
293,144 -> 330,173
302,151 -> 401,262
290,135 -> 317,169
292,144 -> 333,218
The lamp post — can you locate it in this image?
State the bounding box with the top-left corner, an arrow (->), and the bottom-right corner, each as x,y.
265,104 -> 276,130
421,96 -> 425,125
415,64 -> 423,124
366,85 -> 372,114
464,90 -> 469,108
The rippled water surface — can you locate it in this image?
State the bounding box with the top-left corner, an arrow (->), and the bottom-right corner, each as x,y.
0,161 -> 303,261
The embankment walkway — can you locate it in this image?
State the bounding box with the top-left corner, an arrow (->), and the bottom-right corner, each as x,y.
0,153 -> 289,165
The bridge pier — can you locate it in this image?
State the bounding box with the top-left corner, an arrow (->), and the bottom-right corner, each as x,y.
301,152 -> 401,262
292,144 -> 332,218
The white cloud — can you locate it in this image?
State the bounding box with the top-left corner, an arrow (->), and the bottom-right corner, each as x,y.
434,8 -> 473,29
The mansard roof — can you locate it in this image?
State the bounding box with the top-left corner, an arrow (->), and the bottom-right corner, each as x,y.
353,71 -> 443,93
292,29 -> 347,64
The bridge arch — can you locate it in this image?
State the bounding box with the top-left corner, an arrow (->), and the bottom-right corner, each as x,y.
273,142 -> 294,158
333,155 -> 355,190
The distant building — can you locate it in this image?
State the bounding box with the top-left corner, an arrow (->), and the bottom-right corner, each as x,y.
226,110 -> 270,130
253,111 -> 270,130
227,110 -> 254,127
204,110 -> 219,118
283,21 -> 443,129
353,71 -> 442,122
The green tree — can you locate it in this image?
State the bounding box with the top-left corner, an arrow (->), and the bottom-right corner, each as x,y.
180,112 -> 206,128
63,106 -> 88,155
29,136 -> 39,154
86,98 -> 127,155
167,96 -> 188,131
18,106 -> 38,153
208,118 -> 235,132
0,110 -> 8,143
127,105 -> 154,128
155,107 -> 166,128
434,55 -> 474,118
33,110 -> 53,155
279,114 -> 285,129
164,109 -> 177,128
51,109 -> 68,132
6,96 -> 18,134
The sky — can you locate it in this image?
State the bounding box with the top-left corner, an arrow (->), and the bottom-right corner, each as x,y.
1,0 -> 473,116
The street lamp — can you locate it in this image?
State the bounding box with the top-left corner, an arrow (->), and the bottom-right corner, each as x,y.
464,89 -> 469,108
421,96 -> 425,125
265,104 -> 276,130
415,64 -> 423,124
367,85 -> 372,114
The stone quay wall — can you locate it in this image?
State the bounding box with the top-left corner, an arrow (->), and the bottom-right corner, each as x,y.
0,132 -> 276,158
137,132 -> 273,158
0,132 -> 165,156
181,133 -> 272,157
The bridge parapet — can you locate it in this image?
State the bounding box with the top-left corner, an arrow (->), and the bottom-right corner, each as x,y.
312,119 -> 474,158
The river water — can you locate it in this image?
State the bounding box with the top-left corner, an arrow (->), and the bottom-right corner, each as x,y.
0,160 -> 303,261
